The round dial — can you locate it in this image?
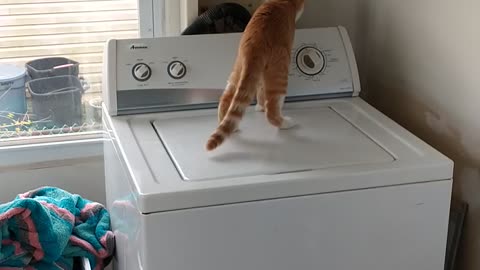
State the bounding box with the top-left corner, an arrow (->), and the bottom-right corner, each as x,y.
132,63 -> 152,82
296,47 -> 326,76
167,61 -> 187,80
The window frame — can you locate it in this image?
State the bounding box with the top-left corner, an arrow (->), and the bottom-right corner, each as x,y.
0,0 -> 196,162
140,0 -> 198,37
0,0 -> 144,148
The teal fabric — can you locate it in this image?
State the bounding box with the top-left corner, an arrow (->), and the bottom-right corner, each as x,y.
0,187 -> 114,269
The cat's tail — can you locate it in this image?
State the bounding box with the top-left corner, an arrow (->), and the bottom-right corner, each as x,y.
206,63 -> 260,151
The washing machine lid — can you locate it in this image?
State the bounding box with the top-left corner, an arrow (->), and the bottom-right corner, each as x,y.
153,106 -> 393,181
109,98 -> 453,213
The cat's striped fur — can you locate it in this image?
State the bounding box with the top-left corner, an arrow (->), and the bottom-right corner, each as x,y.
206,0 -> 305,151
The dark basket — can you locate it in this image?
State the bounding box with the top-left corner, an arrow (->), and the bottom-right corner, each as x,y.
27,75 -> 84,128
26,57 -> 80,79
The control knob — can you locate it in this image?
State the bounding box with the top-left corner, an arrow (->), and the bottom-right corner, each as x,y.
296,47 -> 326,76
132,63 -> 152,82
167,61 -> 187,80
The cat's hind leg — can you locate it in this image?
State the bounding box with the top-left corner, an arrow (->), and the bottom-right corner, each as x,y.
218,62 -> 241,122
255,80 -> 266,112
219,81 -> 236,122
263,52 -> 297,130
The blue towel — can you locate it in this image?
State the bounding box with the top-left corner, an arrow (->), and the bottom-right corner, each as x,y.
0,187 -> 114,270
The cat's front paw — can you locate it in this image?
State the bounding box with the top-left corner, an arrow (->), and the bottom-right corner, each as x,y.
280,116 -> 297,129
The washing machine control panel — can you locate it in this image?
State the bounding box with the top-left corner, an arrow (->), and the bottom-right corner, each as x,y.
105,27 -> 360,115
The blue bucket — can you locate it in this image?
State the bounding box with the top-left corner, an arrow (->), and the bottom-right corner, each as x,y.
0,64 -> 27,114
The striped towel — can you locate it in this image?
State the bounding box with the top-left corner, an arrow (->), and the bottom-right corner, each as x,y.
0,187 -> 114,270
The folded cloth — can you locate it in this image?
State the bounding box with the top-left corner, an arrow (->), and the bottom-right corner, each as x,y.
0,187 -> 114,270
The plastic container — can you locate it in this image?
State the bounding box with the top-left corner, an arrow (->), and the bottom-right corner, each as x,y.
0,64 -> 27,114
85,97 -> 102,124
26,57 -> 79,79
27,75 -> 84,128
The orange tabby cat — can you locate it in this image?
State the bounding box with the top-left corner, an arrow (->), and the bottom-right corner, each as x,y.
206,0 -> 305,151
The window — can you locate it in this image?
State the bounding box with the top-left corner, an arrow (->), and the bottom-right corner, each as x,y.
0,0 -> 139,144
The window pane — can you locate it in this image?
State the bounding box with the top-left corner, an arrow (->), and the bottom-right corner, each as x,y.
0,0 -> 138,140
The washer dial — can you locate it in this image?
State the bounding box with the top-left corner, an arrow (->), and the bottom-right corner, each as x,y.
132,63 -> 152,82
296,47 -> 326,76
167,61 -> 187,80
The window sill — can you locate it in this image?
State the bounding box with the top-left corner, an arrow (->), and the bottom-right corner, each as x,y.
0,134 -> 103,171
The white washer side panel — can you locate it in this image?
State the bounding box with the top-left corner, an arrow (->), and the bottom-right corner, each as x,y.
104,114 -> 143,270
132,180 -> 451,270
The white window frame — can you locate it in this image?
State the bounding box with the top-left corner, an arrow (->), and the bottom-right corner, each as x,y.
139,0 -> 198,37
0,0 -> 145,162
1,0 -> 195,148
0,0 -> 197,166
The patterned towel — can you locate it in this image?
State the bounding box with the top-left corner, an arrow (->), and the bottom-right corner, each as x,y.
0,187 -> 114,270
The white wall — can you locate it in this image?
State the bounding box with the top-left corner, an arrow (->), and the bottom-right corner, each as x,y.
297,0 -> 480,269
0,141 -> 106,204
0,159 -> 105,205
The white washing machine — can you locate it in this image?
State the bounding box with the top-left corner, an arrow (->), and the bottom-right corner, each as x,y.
102,27 -> 453,270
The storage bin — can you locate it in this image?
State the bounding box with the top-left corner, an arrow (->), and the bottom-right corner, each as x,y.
27,75 -> 84,128
0,64 -> 27,114
26,57 -> 79,79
